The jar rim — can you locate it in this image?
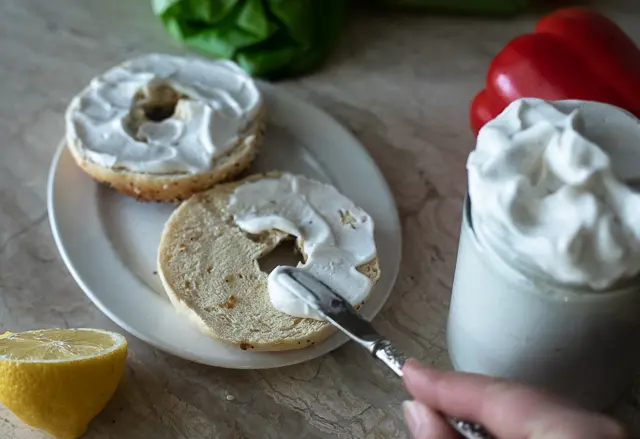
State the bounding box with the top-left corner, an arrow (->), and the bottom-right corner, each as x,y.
463,194 -> 640,300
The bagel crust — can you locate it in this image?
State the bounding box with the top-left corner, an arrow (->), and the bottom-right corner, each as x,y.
157,173 -> 381,352
66,109 -> 265,203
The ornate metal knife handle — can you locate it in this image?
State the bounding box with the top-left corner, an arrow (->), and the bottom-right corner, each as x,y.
372,341 -> 496,439
273,268 -> 496,439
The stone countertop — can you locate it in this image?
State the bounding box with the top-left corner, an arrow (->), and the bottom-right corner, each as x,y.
1,1 -> 639,438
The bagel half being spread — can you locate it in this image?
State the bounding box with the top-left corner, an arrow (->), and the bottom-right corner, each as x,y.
65,53 -> 264,202
157,172 -> 380,351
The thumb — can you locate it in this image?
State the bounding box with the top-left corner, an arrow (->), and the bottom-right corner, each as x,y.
402,400 -> 458,439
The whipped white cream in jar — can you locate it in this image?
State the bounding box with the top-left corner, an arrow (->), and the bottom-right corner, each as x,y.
447,98 -> 640,410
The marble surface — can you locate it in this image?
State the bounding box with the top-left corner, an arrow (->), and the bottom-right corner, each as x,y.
1,0 -> 639,438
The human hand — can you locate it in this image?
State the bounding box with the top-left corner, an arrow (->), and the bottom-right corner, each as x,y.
401,359 -> 627,439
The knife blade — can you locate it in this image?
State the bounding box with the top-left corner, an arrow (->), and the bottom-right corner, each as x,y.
273,266 -> 496,439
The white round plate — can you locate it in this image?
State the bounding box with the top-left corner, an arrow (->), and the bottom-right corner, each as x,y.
48,82 -> 402,369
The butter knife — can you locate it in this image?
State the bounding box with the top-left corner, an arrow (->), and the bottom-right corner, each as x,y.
274,267 -> 496,439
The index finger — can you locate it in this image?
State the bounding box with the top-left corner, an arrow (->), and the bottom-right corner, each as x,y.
402,360 -> 625,439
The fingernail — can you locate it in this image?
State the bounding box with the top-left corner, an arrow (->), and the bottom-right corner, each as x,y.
402,400 -> 426,437
402,358 -> 417,374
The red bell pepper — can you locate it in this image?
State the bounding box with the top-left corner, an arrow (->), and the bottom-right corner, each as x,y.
470,7 -> 640,135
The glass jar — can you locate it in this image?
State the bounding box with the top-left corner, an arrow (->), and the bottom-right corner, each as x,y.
447,196 -> 640,410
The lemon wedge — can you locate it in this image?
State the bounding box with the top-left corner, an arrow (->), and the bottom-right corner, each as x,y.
0,328 -> 127,439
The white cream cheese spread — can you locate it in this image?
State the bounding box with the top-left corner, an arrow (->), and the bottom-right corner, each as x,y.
227,173 -> 377,320
65,53 -> 261,174
468,98 -> 640,290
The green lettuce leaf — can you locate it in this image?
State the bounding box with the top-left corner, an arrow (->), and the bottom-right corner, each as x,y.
151,0 -> 349,79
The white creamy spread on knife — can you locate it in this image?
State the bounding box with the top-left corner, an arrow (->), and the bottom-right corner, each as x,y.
65,53 -> 261,174
468,98 -> 640,290
227,173 -> 377,320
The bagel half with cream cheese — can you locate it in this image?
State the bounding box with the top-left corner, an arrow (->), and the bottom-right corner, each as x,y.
65,53 -> 265,202
157,172 -> 381,351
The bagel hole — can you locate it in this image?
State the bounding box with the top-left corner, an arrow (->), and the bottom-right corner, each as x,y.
138,79 -> 184,122
258,238 -> 304,274
124,79 -> 188,140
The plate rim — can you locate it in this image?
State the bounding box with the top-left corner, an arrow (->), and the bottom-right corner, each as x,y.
47,83 -> 402,369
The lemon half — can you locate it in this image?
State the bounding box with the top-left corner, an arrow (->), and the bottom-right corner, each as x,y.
0,328 -> 128,439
